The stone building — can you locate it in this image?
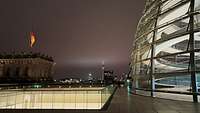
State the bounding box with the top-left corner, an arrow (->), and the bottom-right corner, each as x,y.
0,53 -> 55,83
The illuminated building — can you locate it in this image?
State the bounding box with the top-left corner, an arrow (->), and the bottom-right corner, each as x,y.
131,0 -> 200,102
0,87 -> 114,109
0,52 -> 54,83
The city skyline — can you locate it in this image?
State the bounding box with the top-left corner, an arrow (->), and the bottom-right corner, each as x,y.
0,0 -> 145,79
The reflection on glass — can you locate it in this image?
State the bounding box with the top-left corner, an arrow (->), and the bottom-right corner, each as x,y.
161,0 -> 182,12
195,0 -> 200,11
131,0 -> 200,101
158,2 -> 189,26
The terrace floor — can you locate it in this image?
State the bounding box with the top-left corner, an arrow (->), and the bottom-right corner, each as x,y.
2,87 -> 200,113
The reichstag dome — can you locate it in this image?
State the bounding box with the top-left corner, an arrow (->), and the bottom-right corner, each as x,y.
131,0 -> 200,102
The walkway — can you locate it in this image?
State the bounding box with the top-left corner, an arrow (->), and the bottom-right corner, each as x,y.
1,87 -> 200,113
105,87 -> 200,113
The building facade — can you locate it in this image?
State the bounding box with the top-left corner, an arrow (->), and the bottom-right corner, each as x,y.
131,0 -> 200,102
0,53 -> 55,83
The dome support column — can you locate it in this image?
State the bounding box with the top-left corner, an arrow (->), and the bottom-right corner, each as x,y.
150,3 -> 161,97
189,0 -> 198,103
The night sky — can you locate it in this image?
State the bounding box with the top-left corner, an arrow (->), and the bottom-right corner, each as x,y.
0,0 -> 145,79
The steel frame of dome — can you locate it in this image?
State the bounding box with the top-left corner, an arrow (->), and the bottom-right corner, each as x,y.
131,0 -> 200,102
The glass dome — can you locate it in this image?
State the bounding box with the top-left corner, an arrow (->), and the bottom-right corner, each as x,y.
131,0 -> 200,102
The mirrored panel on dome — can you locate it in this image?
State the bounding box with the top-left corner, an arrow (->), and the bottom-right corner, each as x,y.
139,46 -> 152,60
133,76 -> 151,96
134,63 -> 141,75
157,2 -> 190,26
195,31 -> 200,72
133,61 -> 151,96
132,60 -> 151,96
133,46 -> 142,63
139,32 -> 154,45
154,52 -> 190,74
134,60 -> 151,76
194,32 -> 200,49
155,74 -> 192,93
154,70 -> 192,102
195,52 -> 200,71
194,14 -> 200,29
156,18 -> 190,41
136,19 -> 156,38
160,0 -> 183,13
195,0 -> 200,11
155,34 -> 190,57
134,76 -> 151,95
195,50 -> 200,101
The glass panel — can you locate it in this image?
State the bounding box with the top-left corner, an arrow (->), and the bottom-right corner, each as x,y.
196,72 -> 200,94
23,92 -> 31,109
87,91 -> 101,109
32,91 -> 42,109
76,91 -> 86,109
64,91 -> 73,109
101,88 -> 106,107
154,92 -> 193,102
15,92 -> 23,108
136,1 -> 158,38
0,87 -> 114,109
135,60 -> 151,75
53,91 -> 64,109
7,93 -> 16,108
136,19 -> 156,39
155,74 -> 191,92
137,32 -> 153,46
158,2 -> 190,26
133,75 -> 151,96
195,32 -> 200,49
194,14 -> 200,29
140,45 -> 152,60
154,53 -> 190,74
41,91 -> 53,109
195,52 -> 200,72
137,76 -> 151,89
133,60 -> 151,95
156,18 -> 189,41
155,34 -> 190,57
161,0 -> 182,12
135,32 -> 153,61
154,55 -> 192,102
134,63 -> 140,75
195,0 -> 200,11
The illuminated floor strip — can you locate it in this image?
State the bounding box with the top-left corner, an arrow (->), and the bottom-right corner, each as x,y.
0,87 -> 113,109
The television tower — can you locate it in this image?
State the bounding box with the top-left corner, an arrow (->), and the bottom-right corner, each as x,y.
101,61 -> 105,81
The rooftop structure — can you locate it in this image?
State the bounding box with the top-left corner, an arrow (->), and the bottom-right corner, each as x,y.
0,52 -> 55,83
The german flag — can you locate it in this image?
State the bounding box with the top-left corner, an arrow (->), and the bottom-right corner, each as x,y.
30,32 -> 36,48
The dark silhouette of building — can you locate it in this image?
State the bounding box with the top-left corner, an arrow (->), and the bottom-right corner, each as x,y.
0,52 -> 55,83
104,70 -> 114,85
